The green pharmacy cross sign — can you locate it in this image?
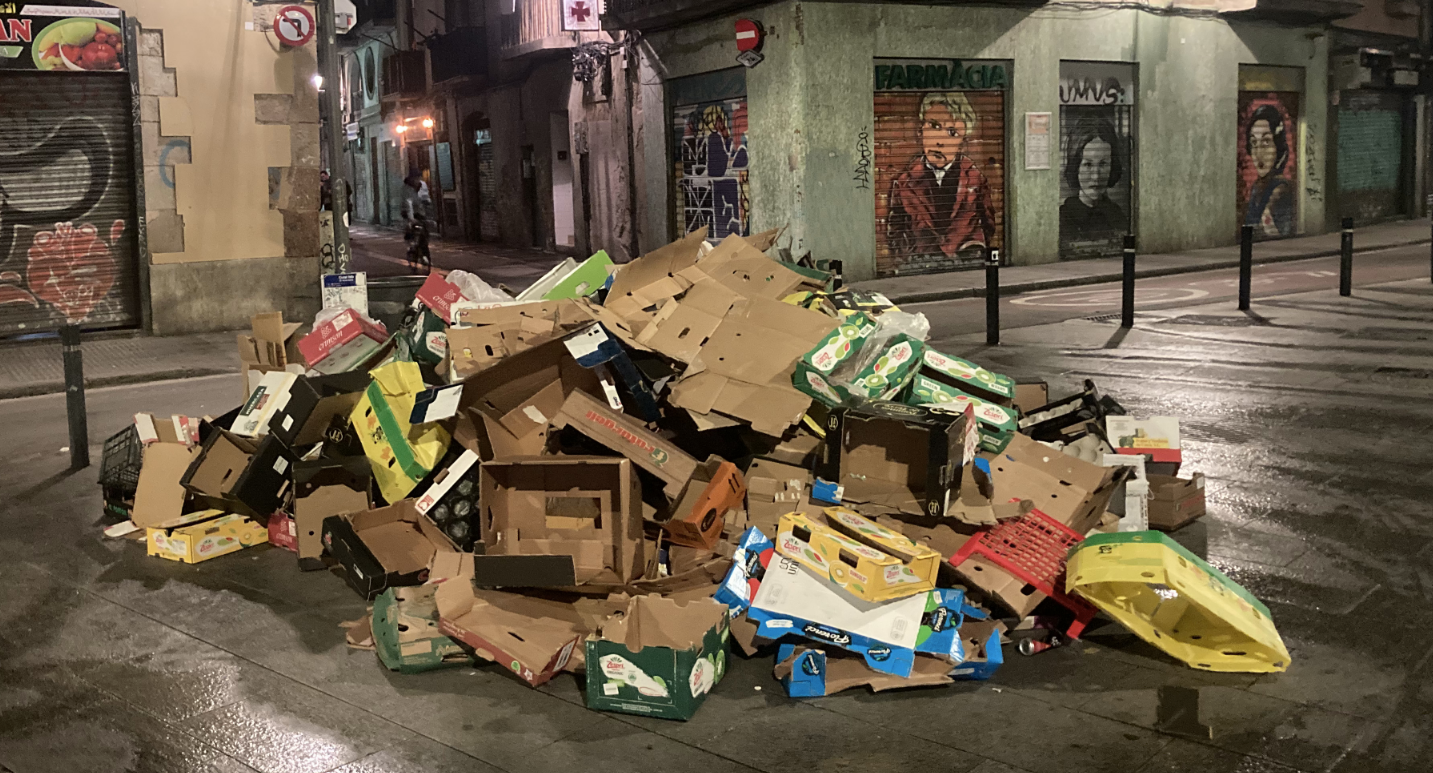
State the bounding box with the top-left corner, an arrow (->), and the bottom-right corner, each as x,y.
0,1 -> 127,72
875,59 -> 1007,92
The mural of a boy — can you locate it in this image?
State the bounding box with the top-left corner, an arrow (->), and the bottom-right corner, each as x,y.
885,91 -> 996,262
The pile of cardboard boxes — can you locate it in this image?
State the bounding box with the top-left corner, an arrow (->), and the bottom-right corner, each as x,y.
98,227 -> 1287,722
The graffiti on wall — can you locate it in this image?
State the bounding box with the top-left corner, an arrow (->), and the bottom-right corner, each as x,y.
1237,92 -> 1300,240
0,117 -> 126,326
854,128 -> 872,190
1058,62 -> 1134,261
672,98 -> 749,240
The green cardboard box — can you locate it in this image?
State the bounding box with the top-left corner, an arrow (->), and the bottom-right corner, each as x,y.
792,312 -> 878,407
842,334 -> 924,403
585,595 -> 730,721
905,377 -> 1018,453
917,348 -> 1016,404
372,585 -> 475,674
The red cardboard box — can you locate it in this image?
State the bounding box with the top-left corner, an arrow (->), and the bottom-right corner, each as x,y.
415,273 -> 465,323
298,309 -> 388,375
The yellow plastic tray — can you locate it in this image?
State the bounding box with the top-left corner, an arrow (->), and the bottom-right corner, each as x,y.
1067,531 -> 1291,673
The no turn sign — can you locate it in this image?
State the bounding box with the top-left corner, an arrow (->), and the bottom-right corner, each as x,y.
274,5 -> 316,47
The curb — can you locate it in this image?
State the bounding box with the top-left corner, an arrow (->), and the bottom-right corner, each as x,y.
0,367 -> 236,401
875,237 -> 1433,305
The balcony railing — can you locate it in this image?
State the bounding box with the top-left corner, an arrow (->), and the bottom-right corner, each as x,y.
429,26 -> 489,83
500,0 -> 577,58
382,49 -> 426,99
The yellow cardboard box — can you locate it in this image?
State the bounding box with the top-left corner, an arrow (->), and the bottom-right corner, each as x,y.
774,507 -> 941,602
351,361 -> 451,504
146,509 -> 268,564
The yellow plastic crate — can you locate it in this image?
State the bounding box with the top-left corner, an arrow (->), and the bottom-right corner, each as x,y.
1066,531 -> 1291,673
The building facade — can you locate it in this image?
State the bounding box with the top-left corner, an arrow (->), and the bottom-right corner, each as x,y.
611,0 -> 1428,281
340,0 -> 643,260
0,0 -> 324,337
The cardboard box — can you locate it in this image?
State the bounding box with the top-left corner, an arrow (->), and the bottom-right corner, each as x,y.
131,441 -> 199,528
293,457 -> 372,567
987,433 -> 1126,535
477,457 -> 644,587
351,361 -> 451,504
1147,473 -> 1206,531
264,371 -> 371,449
268,511 -> 299,553
133,413 -> 200,447
916,348 -> 1016,405
791,312 -> 879,407
448,299 -> 605,379
948,617 -> 1005,680
146,510 -> 267,564
322,500 -> 454,600
696,234 -> 816,301
1013,380 -> 1049,415
904,379 -> 1018,453
232,371 -> 299,438
585,595 -> 730,721
180,429 -> 294,519
816,402 -> 971,519
299,308 -> 389,375
662,458 -> 744,551
774,508 -> 940,603
605,228 -> 708,321
714,527 -> 775,613
456,337 -> 603,456
550,389 -> 699,500
746,557 -> 967,678
237,312 -> 302,401
516,251 -> 614,302
842,334 -> 924,404
1106,416 -> 1183,474
414,272 -> 468,323
413,449 -> 481,551
433,558 -> 589,687
743,458 -> 812,535
371,585 -> 475,674
775,644 -> 956,697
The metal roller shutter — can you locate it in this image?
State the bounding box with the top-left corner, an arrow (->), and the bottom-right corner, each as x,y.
1058,62 -> 1135,261
1337,90 -> 1406,224
0,71 -> 139,336
1236,90 -> 1301,241
874,61 -> 1007,277
671,95 -> 750,240
477,141 -> 499,241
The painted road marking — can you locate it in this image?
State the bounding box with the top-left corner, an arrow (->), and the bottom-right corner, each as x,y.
1010,287 -> 1210,308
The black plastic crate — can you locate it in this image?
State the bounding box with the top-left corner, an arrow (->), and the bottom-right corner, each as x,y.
99,424 -> 143,495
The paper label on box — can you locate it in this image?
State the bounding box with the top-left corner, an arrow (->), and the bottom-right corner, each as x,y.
135,413 -> 159,444
599,378 -> 624,411
272,457 -> 289,475
563,325 -> 608,360
282,415 -> 295,431
603,683 -> 619,696
765,619 -> 793,629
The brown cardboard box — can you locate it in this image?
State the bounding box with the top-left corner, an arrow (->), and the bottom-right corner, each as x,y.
458,338 -> 602,454
662,459 -> 745,551
605,228 -> 708,323
815,403 -> 972,519
1147,473 -> 1206,531
550,389 -> 699,499
1013,381 -> 1049,415
986,433 -> 1127,535
321,499 -> 456,599
237,311 -> 302,401
743,458 -> 813,536
292,458 -> 372,566
477,456 -> 644,587
433,556 -> 590,687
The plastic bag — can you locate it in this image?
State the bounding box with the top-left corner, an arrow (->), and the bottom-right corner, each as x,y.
825,311 -> 931,403
444,269 -> 513,306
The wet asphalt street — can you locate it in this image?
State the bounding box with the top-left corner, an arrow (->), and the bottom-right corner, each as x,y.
1,260 -> 1431,773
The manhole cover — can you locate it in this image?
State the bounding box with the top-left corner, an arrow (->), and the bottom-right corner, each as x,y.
1165,315 -> 1260,327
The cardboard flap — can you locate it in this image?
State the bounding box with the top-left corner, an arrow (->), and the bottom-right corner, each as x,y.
606,595 -> 727,653
132,442 -> 199,528
607,227 -> 709,303
696,235 -> 809,300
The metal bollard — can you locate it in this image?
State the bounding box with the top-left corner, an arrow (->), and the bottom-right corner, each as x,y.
61,324 -> 89,470
1238,225 -> 1253,311
1121,234 -> 1136,329
985,248 -> 1000,346
1339,217 -> 1353,297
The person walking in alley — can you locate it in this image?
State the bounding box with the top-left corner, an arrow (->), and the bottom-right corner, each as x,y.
401,172 -> 432,272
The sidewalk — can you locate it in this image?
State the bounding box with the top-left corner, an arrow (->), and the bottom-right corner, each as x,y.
853,217 -> 1431,304
1,218 -> 1426,400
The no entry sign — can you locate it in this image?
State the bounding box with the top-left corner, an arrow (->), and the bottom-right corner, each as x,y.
274,5 -> 315,47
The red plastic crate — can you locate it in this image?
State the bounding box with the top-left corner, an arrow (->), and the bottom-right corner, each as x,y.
948,508 -> 1099,639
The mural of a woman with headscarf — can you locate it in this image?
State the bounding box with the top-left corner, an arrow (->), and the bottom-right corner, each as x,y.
1237,94 -> 1299,239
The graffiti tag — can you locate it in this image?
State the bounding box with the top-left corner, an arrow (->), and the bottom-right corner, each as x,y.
853,129 -> 872,190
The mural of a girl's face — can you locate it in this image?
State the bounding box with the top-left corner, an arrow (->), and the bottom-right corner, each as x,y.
1077,138 -> 1113,204
1249,119 -> 1277,178
921,103 -> 966,168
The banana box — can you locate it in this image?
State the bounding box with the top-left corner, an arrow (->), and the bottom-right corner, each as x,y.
1067,531 -> 1292,673
842,334 -> 924,403
905,378 -> 1017,453
916,348 -> 1016,405
792,312 -> 879,408
774,507 -> 940,603
351,361 -> 451,504
146,509 -> 267,564
585,595 -> 730,721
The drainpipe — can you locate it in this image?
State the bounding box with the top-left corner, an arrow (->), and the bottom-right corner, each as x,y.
624,32 -> 640,261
